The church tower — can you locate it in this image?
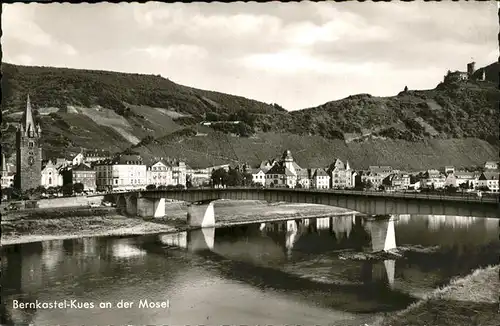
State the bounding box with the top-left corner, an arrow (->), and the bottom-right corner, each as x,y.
15,95 -> 42,191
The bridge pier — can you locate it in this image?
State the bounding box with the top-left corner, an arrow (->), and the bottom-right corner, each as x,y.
187,228 -> 215,252
187,201 -> 216,228
137,197 -> 166,218
384,259 -> 395,288
367,218 -> 397,252
125,195 -> 137,216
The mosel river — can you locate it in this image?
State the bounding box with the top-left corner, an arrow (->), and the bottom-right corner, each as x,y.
1,214 -> 499,325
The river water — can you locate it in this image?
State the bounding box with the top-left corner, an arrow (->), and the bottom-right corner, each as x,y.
1,214 -> 499,325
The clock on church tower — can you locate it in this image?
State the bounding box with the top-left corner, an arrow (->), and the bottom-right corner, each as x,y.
15,95 -> 43,191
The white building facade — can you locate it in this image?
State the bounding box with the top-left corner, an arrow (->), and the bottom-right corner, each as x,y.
41,160 -> 64,188
327,159 -> 354,189
146,161 -> 173,187
95,155 -> 147,191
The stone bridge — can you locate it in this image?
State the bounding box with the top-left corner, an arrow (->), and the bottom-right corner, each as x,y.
105,188 -> 499,227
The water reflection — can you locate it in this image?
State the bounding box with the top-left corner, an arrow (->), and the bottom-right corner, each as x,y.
41,240 -> 64,271
111,239 -> 147,259
1,214 -> 498,325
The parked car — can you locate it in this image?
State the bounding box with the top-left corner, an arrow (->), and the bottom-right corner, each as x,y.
4,203 -> 19,211
89,202 -> 101,208
102,201 -> 112,207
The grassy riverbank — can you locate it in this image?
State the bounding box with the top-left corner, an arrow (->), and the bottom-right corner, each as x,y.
373,265 -> 499,326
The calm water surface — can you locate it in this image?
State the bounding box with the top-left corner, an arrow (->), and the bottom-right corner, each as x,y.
1,214 -> 499,325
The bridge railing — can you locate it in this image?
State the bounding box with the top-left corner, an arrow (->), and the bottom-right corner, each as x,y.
128,186 -> 498,204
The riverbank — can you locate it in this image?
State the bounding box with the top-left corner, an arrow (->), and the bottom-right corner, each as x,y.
1,201 -> 356,246
1,214 -> 180,246
373,264 -> 499,326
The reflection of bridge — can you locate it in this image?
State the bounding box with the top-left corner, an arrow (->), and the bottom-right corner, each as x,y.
159,216 -> 399,287
107,188 -> 498,227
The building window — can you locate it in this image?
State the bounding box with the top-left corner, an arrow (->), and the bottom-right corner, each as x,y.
48,177 -> 52,185
28,141 -> 34,148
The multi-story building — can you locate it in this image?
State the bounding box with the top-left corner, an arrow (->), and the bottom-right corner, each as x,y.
444,166 -> 455,174
251,168 -> 268,186
422,169 -> 446,189
477,172 -> 499,192
383,173 -> 410,190
263,150 -> 306,188
84,149 -> 112,163
327,159 -> 354,189
484,161 -> 499,171
444,171 -> 477,189
309,168 -> 330,189
40,160 -> 64,188
95,154 -> 147,191
72,163 -> 97,192
1,154 -> 15,189
68,153 -> 85,166
360,166 -> 393,189
296,169 -> 310,189
171,161 -> 187,187
265,164 -> 297,188
146,160 -> 173,187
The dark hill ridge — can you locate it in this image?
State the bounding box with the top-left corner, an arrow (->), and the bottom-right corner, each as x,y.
1,62 -> 498,170
261,79 -> 499,144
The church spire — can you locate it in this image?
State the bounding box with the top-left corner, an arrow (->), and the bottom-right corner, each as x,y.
25,94 -> 36,135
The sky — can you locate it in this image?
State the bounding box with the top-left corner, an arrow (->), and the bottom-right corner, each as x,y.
2,1 -> 498,111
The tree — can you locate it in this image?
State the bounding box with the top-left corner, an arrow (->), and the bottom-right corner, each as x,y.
186,175 -> 193,188
2,187 -> 14,200
459,182 -> 469,192
365,180 -> 374,190
242,172 -> 253,186
73,182 -> 84,194
211,168 -> 229,187
226,167 -> 243,186
146,184 -> 156,190
62,183 -> 73,196
445,185 -> 457,193
404,86 -> 409,92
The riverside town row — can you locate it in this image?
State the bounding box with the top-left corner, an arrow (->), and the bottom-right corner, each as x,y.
1,96 -> 499,200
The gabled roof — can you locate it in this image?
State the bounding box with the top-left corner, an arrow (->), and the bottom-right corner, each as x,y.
454,171 -> 476,179
327,158 -> 345,172
266,164 -> 295,176
312,168 -> 329,177
85,149 -> 111,157
112,154 -> 144,165
42,160 -> 60,171
479,172 -> 499,181
151,160 -> 172,168
73,163 -> 94,171
251,168 -> 267,174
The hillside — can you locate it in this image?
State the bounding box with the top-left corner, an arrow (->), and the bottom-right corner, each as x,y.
259,79 -> 499,145
1,61 -> 498,170
1,63 -> 285,158
131,130 -> 498,171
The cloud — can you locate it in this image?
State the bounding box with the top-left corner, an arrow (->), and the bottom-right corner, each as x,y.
2,2 -> 497,111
